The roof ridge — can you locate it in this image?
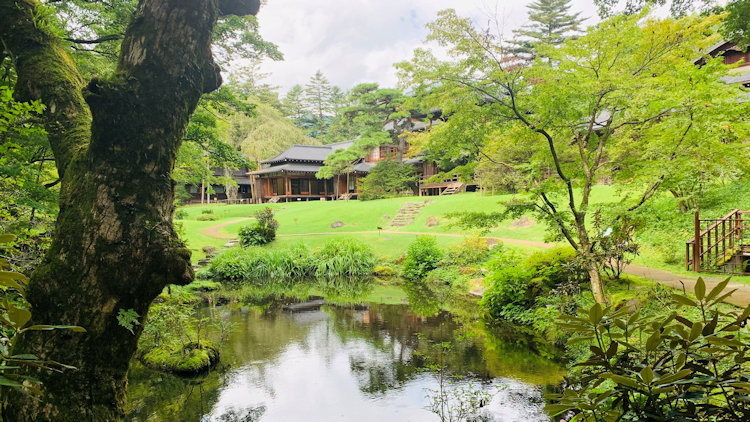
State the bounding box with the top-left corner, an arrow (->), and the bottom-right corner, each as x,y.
289,144 -> 332,148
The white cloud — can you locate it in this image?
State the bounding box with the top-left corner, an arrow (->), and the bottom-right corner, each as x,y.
248,0 -> 599,94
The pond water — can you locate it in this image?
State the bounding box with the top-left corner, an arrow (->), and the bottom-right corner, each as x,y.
125,295 -> 565,421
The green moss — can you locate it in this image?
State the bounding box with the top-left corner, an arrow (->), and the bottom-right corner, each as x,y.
373,265 -> 396,277
140,341 -> 219,376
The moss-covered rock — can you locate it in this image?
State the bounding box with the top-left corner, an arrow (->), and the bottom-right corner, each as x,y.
373,265 -> 396,277
140,341 -> 219,376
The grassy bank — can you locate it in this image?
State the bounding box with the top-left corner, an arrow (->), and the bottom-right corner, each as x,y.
178,185 -> 750,284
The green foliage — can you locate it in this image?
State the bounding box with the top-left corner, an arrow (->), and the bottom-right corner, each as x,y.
0,83 -> 58,271
208,239 -> 377,281
524,246 -> 587,289
373,265 -> 396,277
722,0 -> 750,46
548,278 -> 750,421
323,82 -> 405,145
174,209 -> 188,220
139,295 -> 234,375
442,236 -> 493,267
358,159 -> 418,200
0,234 -> 85,395
481,246 -> 586,327
196,213 -> 218,221
116,308 -> 140,335
398,10 -> 748,301
316,135 -> 390,192
315,239 -> 377,278
402,236 -> 443,280
239,207 -> 278,246
140,341 -> 219,375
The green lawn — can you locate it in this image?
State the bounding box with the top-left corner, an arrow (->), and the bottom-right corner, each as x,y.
177,187 -> 750,284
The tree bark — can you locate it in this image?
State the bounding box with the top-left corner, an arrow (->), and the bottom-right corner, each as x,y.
587,261 -> 607,305
0,0 -> 260,420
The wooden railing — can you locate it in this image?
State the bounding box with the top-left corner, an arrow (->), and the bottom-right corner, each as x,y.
419,174 -> 461,186
686,209 -> 750,274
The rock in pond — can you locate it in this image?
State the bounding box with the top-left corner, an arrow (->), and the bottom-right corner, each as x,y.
140,341 -> 219,376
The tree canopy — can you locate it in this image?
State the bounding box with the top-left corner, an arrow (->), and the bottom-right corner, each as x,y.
397,9 -> 749,303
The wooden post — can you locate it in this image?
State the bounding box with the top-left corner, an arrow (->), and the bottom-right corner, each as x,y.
722,220 -> 726,268
249,175 -> 255,205
694,210 -> 701,272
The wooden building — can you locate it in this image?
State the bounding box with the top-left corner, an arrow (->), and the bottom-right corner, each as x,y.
249,140 -> 375,203
186,167 -> 253,204
696,41 -> 750,90
384,112 -> 477,196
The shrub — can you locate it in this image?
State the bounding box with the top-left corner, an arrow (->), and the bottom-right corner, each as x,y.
196,213 -> 218,221
481,247 -> 586,327
174,209 -> 188,220
442,236 -> 492,266
239,207 -> 278,246
523,246 -> 587,290
548,278 -> 750,421
200,209 -> 214,214
424,267 -> 468,288
174,184 -> 193,206
480,264 -> 534,321
402,236 -> 443,280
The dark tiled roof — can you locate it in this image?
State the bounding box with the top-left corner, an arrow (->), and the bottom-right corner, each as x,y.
352,162 -> 374,173
262,140 -> 356,165
263,145 -> 333,164
249,163 -> 323,175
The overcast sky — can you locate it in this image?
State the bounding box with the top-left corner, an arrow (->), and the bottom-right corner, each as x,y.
250,0 -> 600,94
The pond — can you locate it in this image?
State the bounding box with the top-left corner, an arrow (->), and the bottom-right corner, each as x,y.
125,288 -> 565,421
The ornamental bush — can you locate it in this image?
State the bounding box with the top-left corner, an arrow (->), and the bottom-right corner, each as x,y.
239,207 -> 278,246
402,236 -> 442,280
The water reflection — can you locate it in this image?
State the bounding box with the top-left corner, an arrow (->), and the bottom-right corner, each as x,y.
126,298 -> 564,421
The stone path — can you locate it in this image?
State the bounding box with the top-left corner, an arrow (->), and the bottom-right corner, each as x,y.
200,221 -> 750,307
388,202 -> 427,227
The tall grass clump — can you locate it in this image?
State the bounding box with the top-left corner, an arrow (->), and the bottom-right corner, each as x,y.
315,239 -> 377,278
207,239 -> 376,282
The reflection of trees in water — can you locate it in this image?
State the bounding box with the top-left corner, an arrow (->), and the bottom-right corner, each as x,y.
125,366 -> 226,421
325,303 -> 493,394
126,291 -> 565,420
211,405 -> 266,422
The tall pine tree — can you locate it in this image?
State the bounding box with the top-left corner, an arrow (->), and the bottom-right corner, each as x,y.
304,70 -> 335,137
511,0 -> 585,59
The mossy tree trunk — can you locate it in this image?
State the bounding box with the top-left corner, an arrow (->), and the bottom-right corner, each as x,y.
0,0 -> 259,420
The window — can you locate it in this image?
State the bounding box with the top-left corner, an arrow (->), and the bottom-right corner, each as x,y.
300,179 -> 310,194
291,179 -> 301,195
348,176 -> 356,193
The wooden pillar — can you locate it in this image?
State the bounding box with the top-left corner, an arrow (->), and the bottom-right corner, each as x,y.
249,175 -> 256,204
694,210 -> 701,272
